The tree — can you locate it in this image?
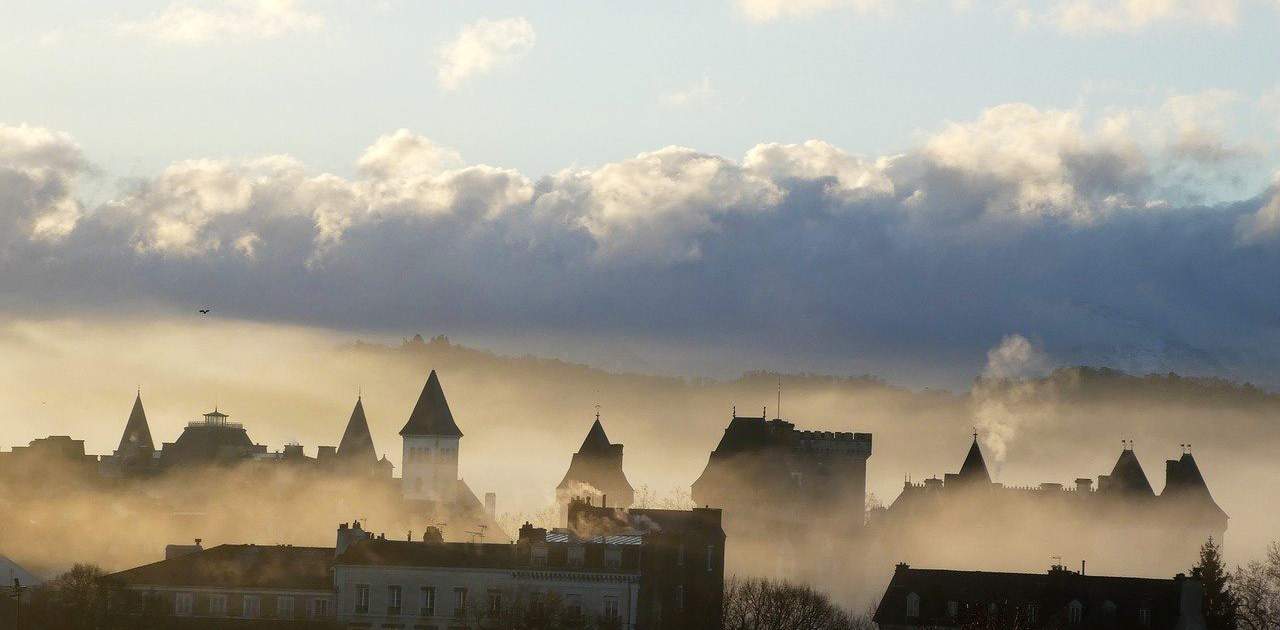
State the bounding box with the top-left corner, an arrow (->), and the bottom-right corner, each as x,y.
23,564 -> 115,630
1233,541 -> 1280,630
1191,537 -> 1238,630
723,576 -> 873,630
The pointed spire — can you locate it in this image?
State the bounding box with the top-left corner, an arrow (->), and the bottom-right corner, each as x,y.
578,417 -> 613,454
399,370 -> 463,437
117,392 -> 155,453
957,434 -> 992,484
337,397 -> 378,464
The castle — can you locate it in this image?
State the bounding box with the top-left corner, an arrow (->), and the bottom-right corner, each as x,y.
691,413 -> 873,584
872,435 -> 1228,577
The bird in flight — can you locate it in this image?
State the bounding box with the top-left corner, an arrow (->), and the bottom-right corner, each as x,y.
198,307 -> 211,315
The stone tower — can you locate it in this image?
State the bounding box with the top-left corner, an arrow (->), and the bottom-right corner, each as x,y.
399,370 -> 463,503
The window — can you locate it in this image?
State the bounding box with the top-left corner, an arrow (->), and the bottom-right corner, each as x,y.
1068,600 -> 1083,624
243,595 -> 261,618
568,545 -> 584,568
388,585 -> 403,615
1102,600 -> 1117,618
676,544 -> 686,566
420,586 -> 436,616
208,594 -> 227,616
566,594 -> 582,618
277,596 -> 295,618
532,545 -> 548,567
605,547 -> 622,569
174,592 -> 193,616
453,587 -> 468,618
529,592 -> 544,614
947,600 -> 958,618
905,592 -> 921,619
675,585 -> 685,610
355,584 -> 370,614
603,596 -> 620,621
706,545 -> 716,572
1026,603 -> 1039,624
488,590 -> 502,616
312,598 -> 329,618
1138,607 -> 1152,626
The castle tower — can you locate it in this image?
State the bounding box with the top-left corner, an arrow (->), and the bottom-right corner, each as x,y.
399,370 -> 463,503
336,396 -> 378,471
1098,442 -> 1154,496
556,414 -> 634,525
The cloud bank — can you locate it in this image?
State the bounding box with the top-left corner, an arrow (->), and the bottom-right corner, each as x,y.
3,98 -> 1280,385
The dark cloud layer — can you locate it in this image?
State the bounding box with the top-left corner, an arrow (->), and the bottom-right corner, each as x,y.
2,104 -> 1279,385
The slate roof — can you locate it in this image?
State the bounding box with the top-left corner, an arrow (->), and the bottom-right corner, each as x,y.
117,393 -> 155,453
1105,447 -> 1155,496
557,418 -> 633,498
336,397 -> 378,464
108,545 -> 334,591
399,370 -> 463,437
957,437 -> 991,484
874,565 -> 1190,629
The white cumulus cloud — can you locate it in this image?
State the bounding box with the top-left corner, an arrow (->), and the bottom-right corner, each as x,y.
437,17 -> 536,90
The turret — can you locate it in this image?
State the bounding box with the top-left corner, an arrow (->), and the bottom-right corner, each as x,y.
556,414 -> 635,525
336,397 -> 378,470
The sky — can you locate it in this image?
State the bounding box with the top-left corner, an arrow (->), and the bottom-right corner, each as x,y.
3,0 -> 1280,387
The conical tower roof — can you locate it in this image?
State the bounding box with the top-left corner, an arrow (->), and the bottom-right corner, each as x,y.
1106,446 -> 1154,496
117,393 -> 155,453
337,397 -> 378,464
399,370 -> 463,437
957,436 -> 991,483
578,418 -> 612,454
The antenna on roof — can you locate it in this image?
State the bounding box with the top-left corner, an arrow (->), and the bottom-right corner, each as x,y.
763,405 -> 767,419
594,402 -> 601,422
777,378 -> 782,420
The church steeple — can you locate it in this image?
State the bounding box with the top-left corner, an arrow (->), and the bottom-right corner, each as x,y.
117,392 -> 155,454
337,397 -> 378,465
957,433 -> 992,484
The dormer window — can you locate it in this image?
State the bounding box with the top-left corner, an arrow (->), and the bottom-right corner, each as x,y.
906,592 -> 921,619
1068,600 -> 1083,624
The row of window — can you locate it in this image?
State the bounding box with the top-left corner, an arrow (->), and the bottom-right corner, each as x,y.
353,584 -> 620,620
905,593 -> 1151,625
406,446 -> 455,462
172,592 -> 329,618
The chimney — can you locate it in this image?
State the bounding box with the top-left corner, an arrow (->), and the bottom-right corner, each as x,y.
1075,478 -> 1092,493
422,526 -> 444,545
1081,560 -> 1085,575
336,521 -> 370,557
518,521 -> 547,544
485,492 -> 497,520
1177,574 -> 1205,622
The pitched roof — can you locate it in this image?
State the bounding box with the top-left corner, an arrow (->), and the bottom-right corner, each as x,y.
337,397 -> 378,463
579,418 -> 613,454
399,370 -> 463,437
108,544 -> 334,591
557,417 -> 633,499
957,437 -> 991,483
1163,452 -> 1227,518
874,565 -> 1187,628
1106,447 -> 1154,496
117,393 -> 155,453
